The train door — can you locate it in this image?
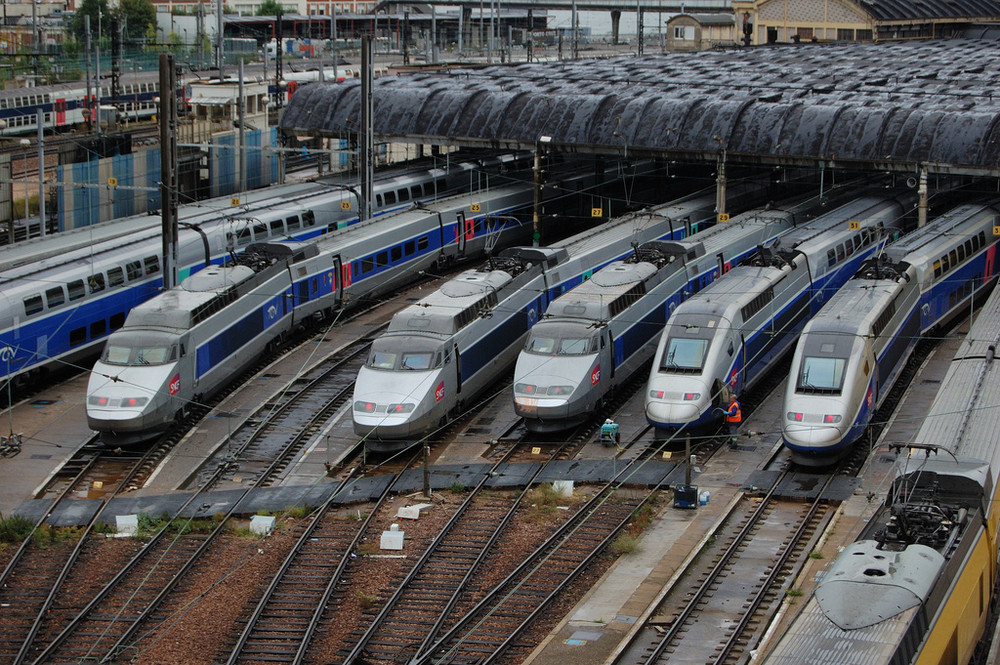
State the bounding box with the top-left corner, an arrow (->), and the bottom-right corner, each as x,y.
55,99 -> 66,126
454,344 -> 462,394
717,252 -> 730,277
332,257 -> 344,307
455,212 -> 467,254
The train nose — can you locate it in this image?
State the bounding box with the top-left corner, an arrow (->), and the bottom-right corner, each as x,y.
645,400 -> 700,425
645,385 -> 710,427
782,420 -> 845,447
86,363 -> 176,441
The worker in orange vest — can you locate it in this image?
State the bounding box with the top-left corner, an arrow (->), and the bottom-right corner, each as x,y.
725,394 -> 741,449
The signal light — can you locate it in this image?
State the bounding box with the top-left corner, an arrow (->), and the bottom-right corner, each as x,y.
547,385 -> 572,396
354,401 -> 376,413
824,414 -> 842,424
649,390 -> 664,399
683,392 -> 701,401
788,412 -> 803,421
515,383 -> 537,394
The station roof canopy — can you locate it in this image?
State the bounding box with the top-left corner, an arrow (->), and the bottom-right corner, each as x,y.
279,39 -> 1000,176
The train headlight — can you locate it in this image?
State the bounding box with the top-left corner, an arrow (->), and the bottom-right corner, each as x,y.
787,412 -> 803,421
682,392 -> 701,401
547,385 -> 573,396
515,383 -> 538,395
386,403 -> 415,414
122,397 -> 148,407
823,414 -> 842,424
88,396 -> 109,406
354,401 -> 376,413
649,390 -> 664,399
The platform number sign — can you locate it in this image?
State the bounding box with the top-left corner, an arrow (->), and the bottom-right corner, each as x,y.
531,446 -> 542,455
591,207 -> 603,218
849,220 -> 861,230
107,177 -> 118,187
994,225 -> 1000,236
717,212 -> 730,223
470,203 -> 482,213
662,451 -> 672,459
230,196 -> 240,206
341,201 -> 351,210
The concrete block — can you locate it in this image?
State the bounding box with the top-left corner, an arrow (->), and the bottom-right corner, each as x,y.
381,523 -> 405,550
250,515 -> 276,536
115,514 -> 138,536
552,480 -> 574,497
397,503 -> 433,520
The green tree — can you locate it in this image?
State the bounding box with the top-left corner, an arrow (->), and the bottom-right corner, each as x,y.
255,0 -> 286,16
69,0 -> 110,42
119,0 -> 156,40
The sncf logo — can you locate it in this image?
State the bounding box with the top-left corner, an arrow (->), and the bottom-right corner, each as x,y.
169,374 -> 181,395
591,366 -> 600,385
434,382 -> 445,402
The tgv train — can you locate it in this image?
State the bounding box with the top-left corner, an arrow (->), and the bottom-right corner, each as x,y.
644,192 -> 914,437
0,152 -> 529,391
762,281 -> 1000,665
85,162 -> 647,445
782,201 -> 1000,466
511,192 -> 836,433
352,179 -> 775,451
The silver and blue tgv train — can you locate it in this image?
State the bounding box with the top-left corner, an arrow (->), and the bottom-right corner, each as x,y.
782,201 -> 1000,466
0,152 -> 527,390
762,274 -> 1000,665
511,192 -> 837,433
644,192 -> 914,437
351,179 -> 775,450
84,162 -> 625,445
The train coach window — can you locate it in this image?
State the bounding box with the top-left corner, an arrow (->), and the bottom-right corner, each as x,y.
89,273 -> 105,293
405,240 -> 415,256
377,251 -> 388,267
91,320 -> 106,338
391,246 -> 402,262
304,210 -> 316,227
384,191 -> 396,205
361,257 -> 374,274
417,236 -> 429,252
844,239 -> 854,257
958,245 -> 966,262
253,223 -> 266,240
411,185 -> 423,199
836,244 -> 845,262
286,216 -> 300,232
23,294 -> 42,317
827,249 -> 836,267
68,280 -> 85,301
950,250 -> 958,267
375,194 -> 383,208
108,267 -> 125,288
270,219 -> 285,236
398,188 -> 410,202
70,327 -> 86,347
46,287 -> 65,308
144,256 -> 160,275
236,228 -> 252,246
126,260 -> 142,281
110,312 -> 126,330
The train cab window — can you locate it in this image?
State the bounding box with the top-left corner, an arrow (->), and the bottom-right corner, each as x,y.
126,260 -> 142,281
398,189 -> 410,202
384,191 -> 396,205
391,246 -> 402,262
376,251 -> 388,267
23,294 -> 42,316
404,240 -> 415,256
253,223 -> 266,240
827,249 -> 836,267
70,327 -> 86,347
110,312 -> 126,330
108,267 -> 125,288
286,216 -> 300,232
67,280 -> 85,301
270,219 -> 285,236
46,287 -> 65,308
90,320 -> 106,338
89,273 -> 105,293
303,210 -> 315,227
144,256 -> 160,275
417,236 -> 429,251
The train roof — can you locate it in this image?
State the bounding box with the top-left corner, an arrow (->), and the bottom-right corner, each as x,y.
541,260 -> 660,322
911,282 -> 1000,463
801,280 -> 901,336
883,202 -> 997,264
676,266 -> 783,314
123,265 -> 256,331
387,268 -> 515,337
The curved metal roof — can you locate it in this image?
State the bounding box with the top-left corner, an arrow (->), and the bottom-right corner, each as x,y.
861,0 -> 1000,20
280,39 -> 1000,175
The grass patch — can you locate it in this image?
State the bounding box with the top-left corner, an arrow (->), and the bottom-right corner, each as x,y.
611,533 -> 640,556
357,590 -> 377,609
809,551 -> 824,559
0,514 -> 33,543
449,481 -> 465,494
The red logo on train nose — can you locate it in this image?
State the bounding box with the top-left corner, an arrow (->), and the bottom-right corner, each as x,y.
434,381 -> 445,402
591,366 -> 600,385
169,374 -> 180,395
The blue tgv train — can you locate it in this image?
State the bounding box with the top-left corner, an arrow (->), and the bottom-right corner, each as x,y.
782,201 -> 1000,466
644,191 -> 914,437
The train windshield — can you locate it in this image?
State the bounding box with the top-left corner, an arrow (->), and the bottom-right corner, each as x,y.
797,355 -> 847,393
523,323 -> 597,356
366,338 -> 441,371
101,332 -> 177,366
660,337 -> 709,373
